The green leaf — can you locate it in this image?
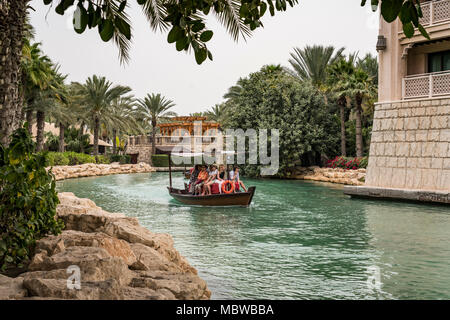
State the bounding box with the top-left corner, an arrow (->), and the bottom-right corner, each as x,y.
418,24 -> 430,40
195,48 -> 207,65
115,17 -> 131,40
192,22 -> 205,33
137,0 -> 146,4
167,26 -> 183,43
119,0 -> 127,12
403,22 -> 414,38
99,19 -> 114,42
73,4 -> 88,34
176,37 -> 188,51
381,0 -> 402,23
200,30 -> 213,42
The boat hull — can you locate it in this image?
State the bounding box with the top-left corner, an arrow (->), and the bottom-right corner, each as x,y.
168,186 -> 256,207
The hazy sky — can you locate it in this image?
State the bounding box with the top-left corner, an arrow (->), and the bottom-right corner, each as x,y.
29,0 -> 379,115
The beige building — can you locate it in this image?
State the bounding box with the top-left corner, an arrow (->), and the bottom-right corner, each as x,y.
347,0 -> 449,203
126,117 -> 222,164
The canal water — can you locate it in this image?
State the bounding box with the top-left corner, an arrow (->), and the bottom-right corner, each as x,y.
57,172 -> 450,299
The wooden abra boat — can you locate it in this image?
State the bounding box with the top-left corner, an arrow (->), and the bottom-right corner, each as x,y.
168,186 -> 256,207
165,151 -> 256,207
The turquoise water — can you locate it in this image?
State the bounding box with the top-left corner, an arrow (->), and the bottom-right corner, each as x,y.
57,172 -> 450,299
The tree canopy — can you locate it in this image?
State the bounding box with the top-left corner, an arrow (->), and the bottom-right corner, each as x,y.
42,0 -> 428,65
223,65 -> 340,177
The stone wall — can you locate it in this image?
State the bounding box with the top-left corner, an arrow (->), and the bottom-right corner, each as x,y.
366,98 -> 449,191
50,163 -> 155,181
291,167 -> 366,186
126,145 -> 152,164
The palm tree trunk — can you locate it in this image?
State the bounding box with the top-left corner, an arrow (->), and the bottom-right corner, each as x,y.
151,119 -> 157,164
79,122 -> 85,153
355,94 -> 364,158
36,110 -> 45,152
59,122 -> 65,153
0,0 -> 28,145
338,98 -> 347,157
93,116 -> 99,156
25,109 -> 33,135
112,129 -> 117,154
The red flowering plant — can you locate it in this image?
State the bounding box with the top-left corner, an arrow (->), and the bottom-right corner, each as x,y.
325,156 -> 368,170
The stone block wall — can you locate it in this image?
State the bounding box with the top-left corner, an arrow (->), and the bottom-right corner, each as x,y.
126,145 -> 152,164
365,98 -> 449,191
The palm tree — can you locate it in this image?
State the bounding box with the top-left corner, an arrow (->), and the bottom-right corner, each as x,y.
287,45 -> 345,90
357,53 -> 378,86
74,75 -> 132,155
108,96 -> 140,154
344,68 -> 377,157
327,59 -> 356,157
21,40 -> 53,135
136,93 -> 176,158
205,104 -> 227,123
33,67 -> 69,152
223,78 -> 245,101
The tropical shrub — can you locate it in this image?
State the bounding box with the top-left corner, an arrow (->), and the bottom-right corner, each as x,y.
64,152 -> 96,165
0,127 -> 64,271
152,155 -> 169,167
326,156 -> 368,170
46,152 -> 70,166
95,155 -> 111,164
223,65 -> 340,177
109,154 -> 131,164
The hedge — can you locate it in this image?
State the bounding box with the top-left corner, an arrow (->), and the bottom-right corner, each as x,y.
109,154 -> 131,164
45,152 -> 111,166
151,154 -> 169,167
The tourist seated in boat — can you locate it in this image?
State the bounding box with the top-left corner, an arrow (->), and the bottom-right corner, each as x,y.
188,165 -> 200,194
217,165 -> 226,193
204,164 -> 219,195
194,165 -> 208,195
230,166 -> 247,192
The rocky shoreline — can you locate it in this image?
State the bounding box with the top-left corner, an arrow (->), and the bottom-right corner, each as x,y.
291,166 -> 366,186
0,192 -> 211,300
50,163 -> 155,181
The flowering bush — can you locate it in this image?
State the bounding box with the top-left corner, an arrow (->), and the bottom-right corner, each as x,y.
326,156 -> 368,170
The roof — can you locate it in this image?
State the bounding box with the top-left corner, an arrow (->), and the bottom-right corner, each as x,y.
31,122 -> 112,147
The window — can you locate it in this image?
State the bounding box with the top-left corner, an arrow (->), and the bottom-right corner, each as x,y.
428,50 -> 450,73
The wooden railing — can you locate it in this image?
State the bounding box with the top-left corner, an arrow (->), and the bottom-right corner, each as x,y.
403,70 -> 450,99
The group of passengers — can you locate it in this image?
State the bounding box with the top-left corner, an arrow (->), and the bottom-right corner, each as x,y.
188,164 -> 247,196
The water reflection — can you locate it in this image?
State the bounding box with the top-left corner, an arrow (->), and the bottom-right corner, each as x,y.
57,172 -> 450,299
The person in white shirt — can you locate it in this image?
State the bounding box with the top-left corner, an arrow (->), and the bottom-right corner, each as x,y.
230,166 -> 247,192
204,164 -> 218,195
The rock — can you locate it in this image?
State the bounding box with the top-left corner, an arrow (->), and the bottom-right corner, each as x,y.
49,163 -> 156,181
103,220 -> 197,274
121,287 -> 176,300
130,271 -> 210,300
23,278 -> 123,300
292,166 -> 366,186
129,243 -> 181,272
0,274 -> 27,299
35,230 -> 137,266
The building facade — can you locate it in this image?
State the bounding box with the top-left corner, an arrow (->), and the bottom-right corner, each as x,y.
126,116 -> 221,164
363,0 -> 450,198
